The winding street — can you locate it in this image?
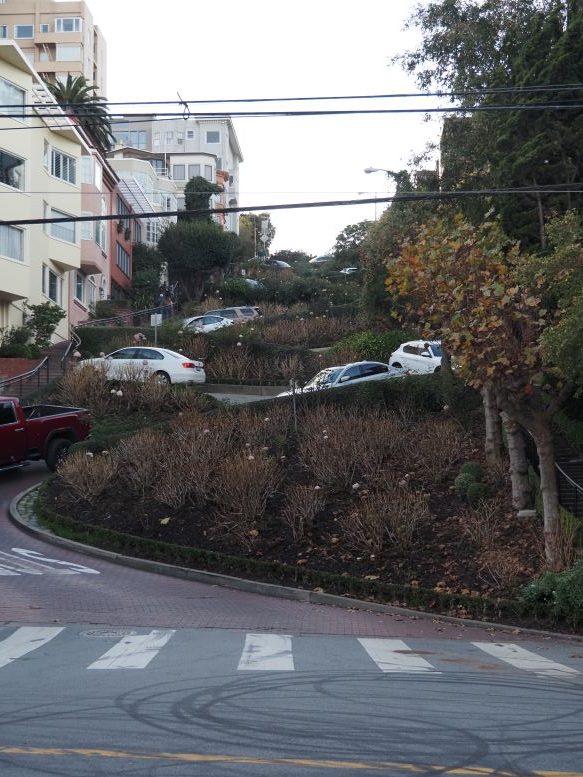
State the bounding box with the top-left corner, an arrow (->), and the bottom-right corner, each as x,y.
1,464 -> 582,776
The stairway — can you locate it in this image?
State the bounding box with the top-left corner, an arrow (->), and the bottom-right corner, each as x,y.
552,434 -> 583,518
0,340 -> 70,401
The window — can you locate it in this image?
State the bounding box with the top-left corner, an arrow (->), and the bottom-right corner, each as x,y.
81,212 -> 92,241
360,363 -> 388,377
80,156 -> 93,184
0,27 -> 7,39
40,23 -> 49,33
42,265 -> 62,303
74,272 -> 84,302
50,208 -> 76,243
134,222 -> 142,243
206,131 -> 220,143
176,132 -> 184,144
204,164 -> 213,181
0,401 -> 17,427
186,130 -> 194,139
153,132 -> 160,147
139,349 -> 163,361
216,157 -> 223,170
0,149 -> 24,190
43,140 -> 49,169
95,196 -> 107,250
0,77 -> 25,119
55,17 -> 82,32
188,163 -> 200,178
0,224 -> 23,261
15,25 -> 34,38
165,132 -> 173,144
172,164 -> 185,180
116,243 -> 130,276
51,149 -> 76,184
87,278 -> 96,309
56,44 -> 81,61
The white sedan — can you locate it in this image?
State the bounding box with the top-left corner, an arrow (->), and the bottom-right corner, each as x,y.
80,346 -> 206,384
277,361 -> 403,396
182,314 -> 234,333
389,340 -> 442,374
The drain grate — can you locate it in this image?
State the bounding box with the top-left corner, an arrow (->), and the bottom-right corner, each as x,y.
82,628 -> 137,639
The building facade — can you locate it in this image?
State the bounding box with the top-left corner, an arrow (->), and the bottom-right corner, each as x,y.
0,0 -> 106,94
111,116 -> 243,234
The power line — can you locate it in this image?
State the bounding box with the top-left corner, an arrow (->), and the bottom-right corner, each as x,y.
3,184 -> 583,228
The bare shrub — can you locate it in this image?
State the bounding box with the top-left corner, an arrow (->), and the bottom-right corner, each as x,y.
115,428 -> 167,501
405,417 -> 470,481
233,404 -> 292,448
298,406 -> 405,488
258,316 -> 356,347
461,497 -> 504,550
57,450 -> 116,502
175,332 -> 210,360
199,295 -> 224,312
281,485 -> 326,542
338,489 -> 429,553
210,452 -> 283,547
477,549 -> 523,591
56,365 -> 112,417
206,344 -> 253,383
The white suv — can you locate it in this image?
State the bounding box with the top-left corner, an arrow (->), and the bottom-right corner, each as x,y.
389,341 -> 442,374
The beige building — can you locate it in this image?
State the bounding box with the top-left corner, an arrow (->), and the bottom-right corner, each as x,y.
1,40 -> 85,342
0,0 -> 106,94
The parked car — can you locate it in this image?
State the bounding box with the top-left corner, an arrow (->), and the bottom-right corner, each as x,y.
309,255 -> 333,265
263,259 -> 292,269
389,340 -> 442,373
339,267 -> 359,276
0,396 -> 91,472
242,278 -> 264,289
79,346 -> 205,385
182,314 -> 233,333
277,361 -> 403,396
205,306 -> 262,321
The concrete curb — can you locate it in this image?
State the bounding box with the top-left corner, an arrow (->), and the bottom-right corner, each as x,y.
202,383 -> 283,397
9,484 -> 583,642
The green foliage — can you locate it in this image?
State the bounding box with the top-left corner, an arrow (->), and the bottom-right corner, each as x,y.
48,74 -> 114,151
454,472 -> 476,496
25,302 -> 65,350
181,176 -> 224,222
333,330 -> 416,362
238,213 -> 276,260
130,243 -> 164,309
520,561 -> 583,626
466,481 -> 490,505
333,220 -> 371,267
158,220 -> 240,302
93,299 -> 131,319
460,461 -> 484,480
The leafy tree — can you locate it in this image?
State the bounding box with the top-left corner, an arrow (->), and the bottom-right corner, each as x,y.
130,242 -> 164,310
47,74 -> 114,152
180,176 -> 224,222
333,220 -> 372,267
239,213 -> 276,260
24,302 -> 65,350
270,249 -> 313,265
385,213 -> 573,570
158,221 -> 240,301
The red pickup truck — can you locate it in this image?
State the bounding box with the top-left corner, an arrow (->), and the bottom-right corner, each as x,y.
0,396 -> 91,472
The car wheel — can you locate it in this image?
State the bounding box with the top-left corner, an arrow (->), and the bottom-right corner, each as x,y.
392,362 -> 402,369
154,371 -> 171,384
434,366 -> 441,373
46,438 -> 72,471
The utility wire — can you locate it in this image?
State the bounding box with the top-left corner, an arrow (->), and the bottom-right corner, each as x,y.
3,184 -> 583,228
6,82 -> 583,109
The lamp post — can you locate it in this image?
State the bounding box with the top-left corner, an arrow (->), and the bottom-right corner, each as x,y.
364,167 -> 402,219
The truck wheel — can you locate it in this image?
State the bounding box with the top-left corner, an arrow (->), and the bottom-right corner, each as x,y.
46,439 -> 72,471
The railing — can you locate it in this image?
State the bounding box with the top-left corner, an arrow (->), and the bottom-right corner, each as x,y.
523,429 -> 583,518
0,357 -> 50,397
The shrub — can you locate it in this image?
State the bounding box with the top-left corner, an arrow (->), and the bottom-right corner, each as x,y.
408,417 -> 471,482
520,560 -> 583,625
461,497 -> 503,548
332,330 -> 417,363
281,485 -> 326,542
56,450 -> 116,502
455,472 -> 476,497
466,481 -> 491,505
478,549 -> 523,591
460,461 -> 484,481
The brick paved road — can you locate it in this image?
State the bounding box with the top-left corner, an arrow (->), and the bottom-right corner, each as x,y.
0,464 -> 543,641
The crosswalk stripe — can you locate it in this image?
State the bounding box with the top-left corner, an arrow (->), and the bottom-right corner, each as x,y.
87,630 -> 175,670
358,638 -> 439,673
472,642 -> 580,678
237,633 -> 294,671
0,627 -> 65,668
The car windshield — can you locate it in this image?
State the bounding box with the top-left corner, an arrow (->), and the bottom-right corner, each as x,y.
430,343 -> 442,357
304,367 -> 343,389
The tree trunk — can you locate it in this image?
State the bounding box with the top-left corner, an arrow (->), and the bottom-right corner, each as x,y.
481,385 -> 504,466
500,412 -> 531,510
531,418 -> 562,571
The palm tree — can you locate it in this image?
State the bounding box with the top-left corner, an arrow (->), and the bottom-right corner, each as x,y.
48,75 -> 115,152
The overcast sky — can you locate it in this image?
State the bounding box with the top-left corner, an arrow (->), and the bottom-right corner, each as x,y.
91,0 -> 439,256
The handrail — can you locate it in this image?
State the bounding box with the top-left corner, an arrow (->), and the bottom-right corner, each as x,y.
0,356 -> 49,397
75,303 -> 173,329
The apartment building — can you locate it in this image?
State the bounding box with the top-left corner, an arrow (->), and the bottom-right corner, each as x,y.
112,116 -> 243,234
1,40 -> 137,342
108,149 -> 178,247
0,0 -> 106,94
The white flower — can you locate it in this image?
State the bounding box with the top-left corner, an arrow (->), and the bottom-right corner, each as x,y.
314,485 -> 321,491
323,435 -> 329,440
85,451 -> 94,458
203,428 -> 210,434
73,350 -> 81,359
352,483 -> 360,491
110,389 -> 117,394
178,330 -> 183,335
247,455 -> 255,460
99,352 -> 106,358
237,342 -> 242,347
116,390 -> 123,397
245,442 -> 251,447
261,446 -> 269,452
263,417 -> 270,422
